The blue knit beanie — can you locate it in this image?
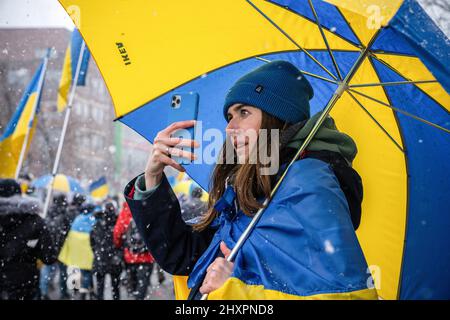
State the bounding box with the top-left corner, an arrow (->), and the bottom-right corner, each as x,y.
223,60 -> 314,124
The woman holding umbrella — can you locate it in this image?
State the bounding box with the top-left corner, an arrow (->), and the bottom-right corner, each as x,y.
124,61 -> 378,300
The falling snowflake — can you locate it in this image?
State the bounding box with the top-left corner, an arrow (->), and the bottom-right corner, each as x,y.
324,240 -> 335,254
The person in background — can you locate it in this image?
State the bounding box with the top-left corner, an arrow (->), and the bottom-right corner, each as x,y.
0,179 -> 58,300
113,201 -> 154,300
51,192 -> 86,299
58,202 -> 96,300
90,201 -> 122,300
39,192 -> 70,300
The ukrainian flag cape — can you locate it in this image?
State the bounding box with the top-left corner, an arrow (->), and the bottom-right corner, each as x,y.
58,212 -> 96,270
188,158 -> 377,300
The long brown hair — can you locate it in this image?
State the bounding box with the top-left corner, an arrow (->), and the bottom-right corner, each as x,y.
193,111 -> 288,231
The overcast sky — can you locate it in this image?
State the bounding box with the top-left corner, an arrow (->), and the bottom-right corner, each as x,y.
0,0 -> 74,29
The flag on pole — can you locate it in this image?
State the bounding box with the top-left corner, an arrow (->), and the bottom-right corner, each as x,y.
57,28 -> 90,112
89,176 -> 109,200
0,58 -> 47,178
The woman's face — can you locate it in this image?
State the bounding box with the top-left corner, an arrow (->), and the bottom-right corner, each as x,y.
225,104 -> 262,162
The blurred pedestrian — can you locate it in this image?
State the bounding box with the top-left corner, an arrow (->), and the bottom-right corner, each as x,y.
58,202 -> 96,300
0,179 -> 58,300
113,201 -> 154,300
39,192 -> 70,300
91,201 -> 122,300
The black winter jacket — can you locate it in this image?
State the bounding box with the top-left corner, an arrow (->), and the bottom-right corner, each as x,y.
90,208 -> 123,275
0,195 -> 58,299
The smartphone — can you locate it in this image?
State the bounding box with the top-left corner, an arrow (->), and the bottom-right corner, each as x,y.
167,91 -> 199,164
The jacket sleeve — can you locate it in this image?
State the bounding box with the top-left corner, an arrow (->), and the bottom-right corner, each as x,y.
124,173 -> 216,276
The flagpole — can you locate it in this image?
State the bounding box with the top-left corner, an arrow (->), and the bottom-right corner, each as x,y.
42,41 -> 86,218
14,49 -> 51,180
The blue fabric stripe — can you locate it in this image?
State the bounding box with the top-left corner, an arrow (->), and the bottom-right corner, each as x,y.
373,0 -> 450,93
89,176 -> 107,192
372,58 -> 450,300
31,174 -> 85,194
70,212 -> 96,233
269,0 -> 361,46
30,174 -> 52,189
0,61 -> 44,141
67,176 -> 85,193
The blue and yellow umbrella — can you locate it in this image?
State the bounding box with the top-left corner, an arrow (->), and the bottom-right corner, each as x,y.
32,174 -> 85,194
59,0 -> 450,299
172,179 -> 209,203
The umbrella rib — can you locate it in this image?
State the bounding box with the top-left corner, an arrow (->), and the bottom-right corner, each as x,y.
347,91 -> 405,153
349,80 -> 438,88
246,0 -> 338,81
255,56 -> 338,84
307,0 -> 343,80
267,0 -> 361,47
348,88 -> 450,134
371,55 -> 450,116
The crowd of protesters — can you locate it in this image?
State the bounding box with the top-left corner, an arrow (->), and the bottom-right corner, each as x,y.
0,175 -> 206,300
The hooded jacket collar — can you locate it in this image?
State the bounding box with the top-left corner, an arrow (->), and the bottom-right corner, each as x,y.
280,113 -> 358,166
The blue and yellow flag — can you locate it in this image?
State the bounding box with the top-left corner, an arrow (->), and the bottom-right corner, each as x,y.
89,176 -> 109,200
57,28 -> 90,112
0,54 -> 48,178
58,211 -> 96,270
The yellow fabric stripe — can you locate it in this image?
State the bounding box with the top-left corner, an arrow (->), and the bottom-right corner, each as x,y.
59,0 -> 357,118
374,54 -> 450,112
208,277 -> 378,300
172,181 -> 191,195
330,57 -> 407,300
0,93 -> 37,178
58,230 -> 94,270
173,276 -> 191,300
332,6 -> 379,47
325,0 -> 403,28
57,44 -> 72,112
326,0 -> 402,47
53,174 -> 71,193
91,184 -> 109,199
252,0 -> 359,51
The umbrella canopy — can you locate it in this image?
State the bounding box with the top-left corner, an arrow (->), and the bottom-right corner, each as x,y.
59,0 -> 450,299
32,174 -> 85,194
172,179 -> 209,203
